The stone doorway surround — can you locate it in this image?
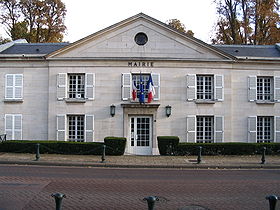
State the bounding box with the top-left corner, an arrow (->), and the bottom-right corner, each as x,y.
121,103 -> 160,155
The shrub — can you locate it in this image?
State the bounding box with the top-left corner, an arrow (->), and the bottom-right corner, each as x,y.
157,136 -> 179,155
176,143 -> 280,156
0,140 -> 104,155
104,137 -> 126,155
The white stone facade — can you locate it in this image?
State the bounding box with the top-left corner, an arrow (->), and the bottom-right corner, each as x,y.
0,13 -> 280,155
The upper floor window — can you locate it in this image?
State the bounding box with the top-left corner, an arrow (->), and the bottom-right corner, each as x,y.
248,76 -> 280,102
57,73 -> 95,101
5,74 -> 23,100
68,74 -> 85,99
197,75 -> 214,100
187,74 -> 223,102
121,73 -> 160,102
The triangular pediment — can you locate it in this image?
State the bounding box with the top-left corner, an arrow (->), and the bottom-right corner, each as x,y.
47,13 -> 234,60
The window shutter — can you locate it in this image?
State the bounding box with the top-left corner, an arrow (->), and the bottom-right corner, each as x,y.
274,76 -> 280,102
151,73 -> 160,100
57,73 -> 67,100
214,74 -> 224,101
274,116 -> 280,143
14,115 -> 22,140
57,115 -> 66,141
14,74 -> 23,99
85,115 -> 94,142
186,74 -> 196,101
214,116 -> 224,142
85,73 -> 95,100
5,74 -> 14,99
187,116 -> 196,142
248,76 -> 257,102
122,73 -> 131,100
5,114 -> 13,140
248,116 -> 257,143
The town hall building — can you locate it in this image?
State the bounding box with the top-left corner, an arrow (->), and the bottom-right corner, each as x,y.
0,13 -> 280,155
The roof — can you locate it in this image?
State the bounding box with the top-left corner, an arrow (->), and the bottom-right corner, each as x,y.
0,43 -> 69,55
214,45 -> 280,58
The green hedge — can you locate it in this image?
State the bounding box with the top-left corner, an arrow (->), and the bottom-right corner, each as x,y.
157,136 -> 179,155
104,137 -> 126,155
0,140 -> 107,155
176,143 -> 280,155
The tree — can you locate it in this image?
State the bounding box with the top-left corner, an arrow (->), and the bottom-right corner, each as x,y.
166,19 -> 194,36
0,35 -> 11,44
212,0 -> 280,45
0,0 -> 67,42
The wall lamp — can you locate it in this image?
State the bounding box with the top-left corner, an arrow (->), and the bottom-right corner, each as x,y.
165,105 -> 171,117
110,104 -> 116,117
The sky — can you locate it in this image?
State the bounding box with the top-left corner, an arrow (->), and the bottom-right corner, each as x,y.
0,0 -> 218,44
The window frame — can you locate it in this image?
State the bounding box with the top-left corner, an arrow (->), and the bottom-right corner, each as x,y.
68,73 -> 85,99
257,116 -> 274,143
196,75 -> 214,101
5,74 -> 23,101
257,76 -> 273,102
196,116 -> 214,143
67,115 -> 85,142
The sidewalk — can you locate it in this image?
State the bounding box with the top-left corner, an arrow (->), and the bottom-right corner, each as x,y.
0,153 -> 280,169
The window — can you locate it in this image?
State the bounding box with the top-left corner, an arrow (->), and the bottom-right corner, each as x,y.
257,116 -> 273,143
5,114 -> 22,140
196,116 -> 214,143
187,115 -> 224,143
121,73 -> 160,101
68,115 -> 85,142
197,75 -> 214,100
57,115 -> 94,142
187,74 -> 223,102
68,74 -> 85,99
257,77 -> 273,101
132,74 -> 150,100
5,74 -> 23,100
248,76 -> 280,102
57,73 -> 95,101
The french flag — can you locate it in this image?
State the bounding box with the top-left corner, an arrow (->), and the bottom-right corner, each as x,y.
147,74 -> 155,103
132,80 -> 137,100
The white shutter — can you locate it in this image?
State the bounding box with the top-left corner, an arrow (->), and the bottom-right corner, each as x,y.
5,74 -> 14,99
5,114 -> 22,140
85,73 -> 95,100
274,116 -> 280,142
186,74 -> 196,101
214,74 -> 224,101
274,76 -> 280,102
151,73 -> 160,100
85,115 -> 94,142
122,73 -> 131,100
14,115 -> 22,140
248,116 -> 257,143
57,115 -> 66,141
214,116 -> 224,142
187,116 -> 196,142
14,74 -> 23,99
57,73 -> 67,100
5,114 -> 13,140
248,76 -> 257,102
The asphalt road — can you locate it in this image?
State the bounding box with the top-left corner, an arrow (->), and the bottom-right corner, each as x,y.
0,165 -> 279,210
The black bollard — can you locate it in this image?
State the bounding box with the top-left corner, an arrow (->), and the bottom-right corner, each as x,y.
51,193 -> 66,210
266,195 -> 278,210
101,145 -> 106,163
261,146 -> 266,164
35,143 -> 40,161
197,146 -> 202,164
144,196 -> 158,210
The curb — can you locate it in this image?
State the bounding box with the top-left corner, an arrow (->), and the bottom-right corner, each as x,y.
0,160 -> 280,169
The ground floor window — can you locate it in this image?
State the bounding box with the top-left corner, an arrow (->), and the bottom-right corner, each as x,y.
257,116 -> 273,143
196,116 -> 214,143
68,115 -> 85,142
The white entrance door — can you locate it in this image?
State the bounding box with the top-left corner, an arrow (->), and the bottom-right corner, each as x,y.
128,116 -> 152,155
